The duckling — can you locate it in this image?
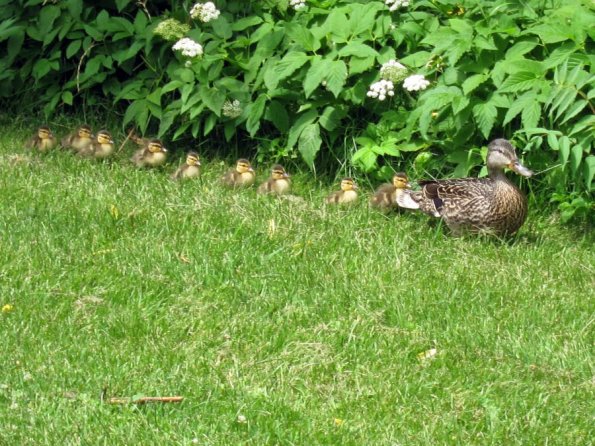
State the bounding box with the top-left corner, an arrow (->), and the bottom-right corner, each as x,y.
257,164 -> 291,195
325,177 -> 358,204
61,124 -> 94,153
131,139 -> 168,168
78,130 -> 115,159
26,126 -> 57,152
221,158 -> 255,187
171,151 -> 201,180
370,172 -> 419,210
402,139 -> 533,236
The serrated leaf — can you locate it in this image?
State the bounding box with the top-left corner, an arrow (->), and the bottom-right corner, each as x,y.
325,60 -> 348,98
231,16 -> 263,31
560,99 -> 587,125
298,123 -> 322,169
303,56 -> 330,98
559,136 -> 570,165
550,88 -> 577,121
583,156 -> 595,190
473,102 -> 497,139
287,109 -> 318,149
499,72 -> 541,93
503,92 -> 537,125
319,106 -> 345,132
462,73 -> 488,95
338,42 -> 378,58
505,40 -> 539,59
352,147 -> 377,172
521,101 -> 541,129
285,23 -> 320,52
265,100 -> 289,133
123,99 -> 149,133
265,52 -> 309,91
349,56 -> 375,75
199,85 -> 225,116
570,145 -> 583,173
246,94 -> 267,136
526,23 -> 573,44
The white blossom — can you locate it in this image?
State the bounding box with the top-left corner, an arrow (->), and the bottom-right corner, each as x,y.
172,38 -> 204,58
190,2 -> 221,22
367,79 -> 395,101
385,0 -> 410,11
289,0 -> 307,11
222,100 -> 242,118
380,59 -> 408,83
403,74 -> 430,91
237,414 -> 247,423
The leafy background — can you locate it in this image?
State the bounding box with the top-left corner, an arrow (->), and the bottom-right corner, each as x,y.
0,0 -> 593,221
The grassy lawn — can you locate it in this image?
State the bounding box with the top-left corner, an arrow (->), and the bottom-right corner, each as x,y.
0,123 -> 593,445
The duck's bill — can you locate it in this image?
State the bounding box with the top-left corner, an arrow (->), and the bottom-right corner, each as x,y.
510,161 -> 533,177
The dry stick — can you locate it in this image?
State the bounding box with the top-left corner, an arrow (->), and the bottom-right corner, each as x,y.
76,43 -> 96,93
137,0 -> 151,20
108,396 -> 184,405
116,128 -> 136,155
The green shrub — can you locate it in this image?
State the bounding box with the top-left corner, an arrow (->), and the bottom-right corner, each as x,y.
0,0 -> 592,218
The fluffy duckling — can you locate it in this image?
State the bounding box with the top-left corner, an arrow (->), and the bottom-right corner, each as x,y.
61,124 -> 94,153
131,139 -> 168,168
257,164 -> 291,195
26,126 -> 57,152
325,177 -> 358,204
370,172 -> 418,210
171,151 -> 201,180
221,158 -> 255,187
78,130 -> 115,159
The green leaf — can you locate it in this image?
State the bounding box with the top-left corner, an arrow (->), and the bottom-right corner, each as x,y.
203,113 -> 217,136
583,155 -> 595,190
505,92 -> 539,128
66,40 -> 81,59
526,23 -> 573,44
246,94 -> 267,136
570,145 -> 583,173
352,147 -> 377,172
212,16 -> 232,40
231,16 -> 263,31
199,86 -> 225,116
325,60 -> 348,98
264,100 -> 289,133
158,111 -> 176,137
285,23 -> 320,52
32,59 -> 51,80
123,99 -> 149,133
115,0 -> 132,11
499,72 -> 541,93
399,51 -> 431,68
505,40 -> 539,59
61,91 -> 73,105
319,106 -> 345,132
473,101 -> 497,139
560,99 -> 587,125
287,109 -> 318,149
349,57 -> 375,75
338,42 -> 378,58
462,73 -> 488,95
559,136 -> 570,165
39,5 -> 61,35
449,18 -> 474,37
547,133 -> 559,151
298,123 -> 322,169
303,56 -> 328,98
521,101 -> 541,129
264,52 -> 309,91
324,9 -> 349,42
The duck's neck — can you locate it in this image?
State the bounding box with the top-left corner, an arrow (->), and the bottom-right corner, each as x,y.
488,165 -> 509,183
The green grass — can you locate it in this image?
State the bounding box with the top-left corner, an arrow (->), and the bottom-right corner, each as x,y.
0,124 -> 593,446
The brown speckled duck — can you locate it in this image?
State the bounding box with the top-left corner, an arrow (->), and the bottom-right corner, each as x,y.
325,178 -> 358,204
370,172 -> 418,211
171,151 -> 201,180
61,124 -> 94,153
78,130 -> 115,159
257,164 -> 291,195
26,126 -> 57,152
401,139 -> 533,236
221,158 -> 255,187
131,139 -> 168,168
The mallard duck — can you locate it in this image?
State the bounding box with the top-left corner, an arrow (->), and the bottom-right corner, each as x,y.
257,164 -> 291,195
171,151 -> 201,180
401,139 -> 533,236
61,124 -> 94,153
131,139 -> 168,168
26,126 -> 57,152
370,172 -> 418,210
325,177 -> 358,204
78,130 -> 115,159
221,158 -> 255,187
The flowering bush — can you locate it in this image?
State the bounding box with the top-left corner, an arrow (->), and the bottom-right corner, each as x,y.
0,0 -> 592,217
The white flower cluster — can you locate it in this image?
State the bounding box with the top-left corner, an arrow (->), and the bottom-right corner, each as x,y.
385,0 -> 410,11
380,59 -> 408,83
190,2 -> 221,22
172,38 -> 204,58
289,0 -> 307,11
403,74 -> 430,91
222,100 -> 242,118
367,80 -> 395,101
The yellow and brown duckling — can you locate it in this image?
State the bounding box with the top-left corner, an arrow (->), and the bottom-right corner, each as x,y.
26,126 -> 57,152
61,124 -> 94,153
171,151 -> 201,180
325,177 -> 358,204
78,130 -> 115,159
370,172 -> 418,210
131,139 -> 168,168
402,139 -> 533,236
221,158 -> 255,187
257,164 -> 291,195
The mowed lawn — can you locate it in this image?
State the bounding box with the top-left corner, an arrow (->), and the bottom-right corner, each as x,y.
0,125 -> 593,446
